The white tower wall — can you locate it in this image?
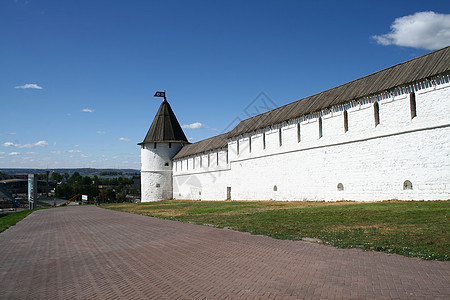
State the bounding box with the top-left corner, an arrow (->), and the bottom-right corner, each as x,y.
141,142 -> 183,202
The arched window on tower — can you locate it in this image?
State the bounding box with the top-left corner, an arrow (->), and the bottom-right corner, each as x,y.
410,92 -> 417,119
343,110 -> 348,133
297,123 -> 301,143
374,102 -> 380,127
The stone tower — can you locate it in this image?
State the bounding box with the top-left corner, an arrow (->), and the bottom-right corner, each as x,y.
138,98 -> 188,202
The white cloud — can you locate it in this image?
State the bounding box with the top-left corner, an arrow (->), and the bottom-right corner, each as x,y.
182,122 -> 208,129
2,140 -> 48,148
51,149 -> 83,155
81,154 -> 89,158
0,152 -> 5,155
34,140 -> 48,147
188,137 -> 195,141
8,152 -> 20,156
14,83 -> 43,89
82,108 -> 95,113
26,152 -> 35,154
119,137 -> 131,142
372,11 -> 450,50
96,131 -> 106,134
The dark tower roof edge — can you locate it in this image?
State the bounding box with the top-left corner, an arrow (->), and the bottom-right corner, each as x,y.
138,98 -> 188,145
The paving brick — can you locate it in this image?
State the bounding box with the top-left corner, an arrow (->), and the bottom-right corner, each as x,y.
0,206 -> 448,299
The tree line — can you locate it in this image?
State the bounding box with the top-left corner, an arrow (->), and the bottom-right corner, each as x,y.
54,172 -> 139,204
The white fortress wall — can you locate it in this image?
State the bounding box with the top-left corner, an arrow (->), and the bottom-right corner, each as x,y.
230,80 -> 450,201
231,126 -> 449,201
173,148 -> 231,200
172,77 -> 450,201
141,142 -> 183,201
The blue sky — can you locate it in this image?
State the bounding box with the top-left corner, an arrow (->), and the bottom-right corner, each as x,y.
1,0 -> 449,169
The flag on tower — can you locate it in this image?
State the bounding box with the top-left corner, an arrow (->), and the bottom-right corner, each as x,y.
154,91 -> 165,98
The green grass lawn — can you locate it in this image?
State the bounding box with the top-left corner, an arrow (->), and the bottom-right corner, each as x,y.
105,200 -> 450,261
0,209 -> 36,233
0,202 -> 54,233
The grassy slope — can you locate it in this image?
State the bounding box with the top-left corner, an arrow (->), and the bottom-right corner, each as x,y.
0,202 -> 52,233
105,200 -> 449,261
0,210 -> 36,233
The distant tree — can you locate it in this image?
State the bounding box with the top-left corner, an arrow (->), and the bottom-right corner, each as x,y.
98,190 -> 107,204
69,172 -> 82,184
106,189 -> 116,202
55,173 -> 135,201
82,176 -> 91,185
116,191 -> 127,203
51,172 -> 63,182
55,184 -> 73,199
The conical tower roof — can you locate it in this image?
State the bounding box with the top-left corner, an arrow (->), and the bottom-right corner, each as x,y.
139,98 -> 188,145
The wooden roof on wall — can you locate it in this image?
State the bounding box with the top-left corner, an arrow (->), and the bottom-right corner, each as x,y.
173,46 -> 450,160
173,132 -> 230,159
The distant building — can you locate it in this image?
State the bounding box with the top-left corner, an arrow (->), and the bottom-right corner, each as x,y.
0,175 -> 56,198
0,177 -> 27,195
140,46 -> 450,201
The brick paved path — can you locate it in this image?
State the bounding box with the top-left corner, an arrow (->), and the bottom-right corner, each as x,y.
0,206 -> 448,299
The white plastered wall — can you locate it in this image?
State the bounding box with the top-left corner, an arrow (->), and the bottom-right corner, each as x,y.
171,81 -> 450,201
173,148 -> 230,200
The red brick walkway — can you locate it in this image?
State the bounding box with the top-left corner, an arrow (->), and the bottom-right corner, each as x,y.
0,206 -> 448,299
